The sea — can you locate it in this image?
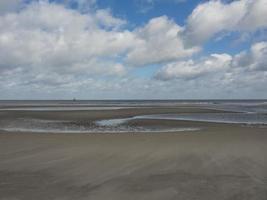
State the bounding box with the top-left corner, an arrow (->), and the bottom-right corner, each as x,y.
0,100 -> 267,133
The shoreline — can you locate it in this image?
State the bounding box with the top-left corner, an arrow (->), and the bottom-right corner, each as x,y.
1,122 -> 267,200
0,106 -> 267,199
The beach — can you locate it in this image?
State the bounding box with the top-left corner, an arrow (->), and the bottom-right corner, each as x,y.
1,0 -> 267,199
0,103 -> 267,199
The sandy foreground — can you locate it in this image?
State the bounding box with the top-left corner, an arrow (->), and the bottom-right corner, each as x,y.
0,107 -> 267,200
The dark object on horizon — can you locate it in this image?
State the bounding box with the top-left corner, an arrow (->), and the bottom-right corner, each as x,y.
73,98 -> 76,102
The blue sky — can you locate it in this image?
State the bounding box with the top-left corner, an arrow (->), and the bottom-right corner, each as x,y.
0,0 -> 267,99
95,0 -> 198,25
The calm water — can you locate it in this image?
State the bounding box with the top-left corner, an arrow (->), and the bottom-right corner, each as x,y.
0,99 -> 267,107
0,100 -> 267,133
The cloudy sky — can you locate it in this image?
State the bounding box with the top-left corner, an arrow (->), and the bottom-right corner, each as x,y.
0,0 -> 267,99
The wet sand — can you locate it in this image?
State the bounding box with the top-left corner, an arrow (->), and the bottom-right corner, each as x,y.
0,107 -> 267,200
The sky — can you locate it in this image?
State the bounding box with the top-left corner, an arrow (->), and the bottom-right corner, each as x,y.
0,0 -> 267,99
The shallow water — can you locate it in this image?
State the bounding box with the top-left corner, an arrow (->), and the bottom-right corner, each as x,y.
137,113 -> 267,125
0,118 -> 200,133
0,107 -> 127,111
0,100 -> 267,133
96,112 -> 267,126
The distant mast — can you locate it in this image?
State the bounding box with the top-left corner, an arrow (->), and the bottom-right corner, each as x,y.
73,97 -> 76,102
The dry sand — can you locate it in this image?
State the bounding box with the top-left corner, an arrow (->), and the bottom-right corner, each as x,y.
0,107 -> 267,200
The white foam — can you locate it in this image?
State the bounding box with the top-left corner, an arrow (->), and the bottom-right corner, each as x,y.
1,127 -> 201,134
95,118 -> 131,126
95,112 -> 267,126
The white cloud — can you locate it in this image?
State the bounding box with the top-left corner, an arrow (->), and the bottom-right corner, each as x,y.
0,0 -> 266,99
95,9 -> 126,29
0,4 -> 200,80
126,16 -> 200,66
184,0 -> 267,45
0,1 -> 134,77
153,41 -> 267,98
155,53 -> 232,80
232,42 -> 267,71
155,42 -> 267,89
0,1 -> 201,96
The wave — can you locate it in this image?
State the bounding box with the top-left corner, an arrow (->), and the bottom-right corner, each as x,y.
0,118 -> 200,133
